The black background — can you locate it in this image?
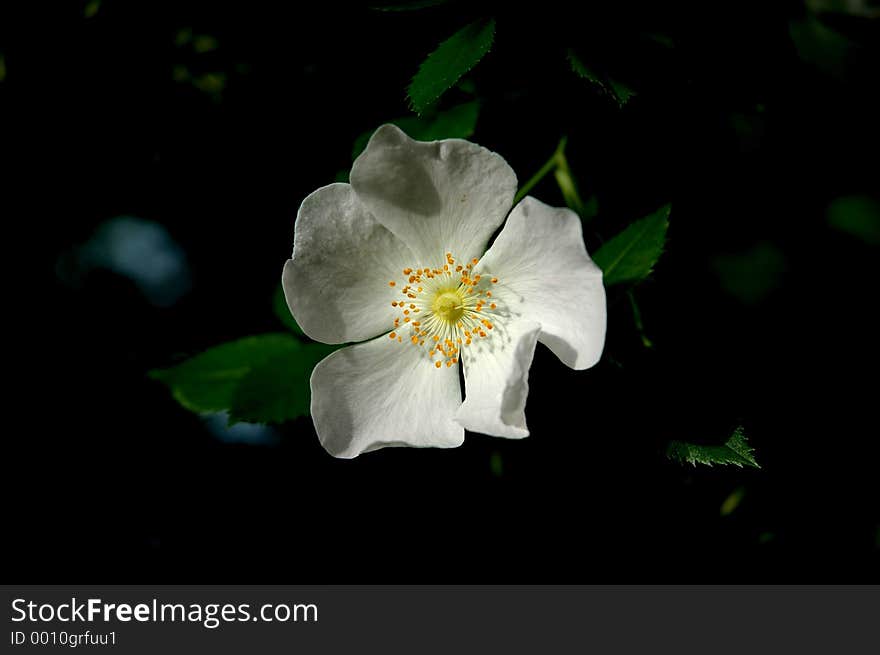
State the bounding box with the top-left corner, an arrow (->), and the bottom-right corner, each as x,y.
7,0 -> 879,581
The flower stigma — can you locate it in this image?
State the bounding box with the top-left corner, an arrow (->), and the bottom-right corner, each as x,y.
388,252 -> 501,368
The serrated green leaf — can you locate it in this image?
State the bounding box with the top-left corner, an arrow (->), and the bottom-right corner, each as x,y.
150,334 -> 301,414
408,18 -> 495,114
273,284 -> 304,335
567,49 -> 602,85
607,78 -> 635,106
667,427 -> 761,469
229,342 -> 335,424
593,205 -> 670,286
352,100 -> 480,160
567,49 -> 635,108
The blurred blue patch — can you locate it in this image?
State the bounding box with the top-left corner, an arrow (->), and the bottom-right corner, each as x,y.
202,412 -> 280,447
62,216 -> 192,307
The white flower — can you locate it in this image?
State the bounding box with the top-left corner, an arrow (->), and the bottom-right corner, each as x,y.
282,125 -> 606,458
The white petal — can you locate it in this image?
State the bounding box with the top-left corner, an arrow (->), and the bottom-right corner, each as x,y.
310,335 -> 464,458
476,196 -> 606,370
282,183 -> 416,344
455,320 -> 541,439
350,124 -> 517,265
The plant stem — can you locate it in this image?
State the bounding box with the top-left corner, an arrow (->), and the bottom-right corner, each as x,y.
553,148 -> 589,218
627,289 -> 653,349
514,136 -> 567,204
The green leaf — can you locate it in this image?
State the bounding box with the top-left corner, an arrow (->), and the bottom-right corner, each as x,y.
84,0 -> 101,18
408,18 -> 495,114
712,242 -> 786,304
150,334 -> 301,414
607,78 -> 636,106
352,100 -> 480,160
273,284 -> 304,335
567,49 -> 602,85
667,427 -> 761,469
152,333 -> 337,424
827,195 -> 880,245
593,205 -> 670,286
567,49 -> 635,107
229,343 -> 335,425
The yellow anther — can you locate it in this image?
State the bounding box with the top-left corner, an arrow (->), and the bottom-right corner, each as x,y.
389,332 -> 397,339
391,301 -> 398,307
389,281 -> 396,287
491,277 -> 498,284
393,251 -> 504,367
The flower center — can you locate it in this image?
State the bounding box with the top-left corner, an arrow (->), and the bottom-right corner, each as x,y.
431,290 -> 465,324
387,252 -> 502,369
